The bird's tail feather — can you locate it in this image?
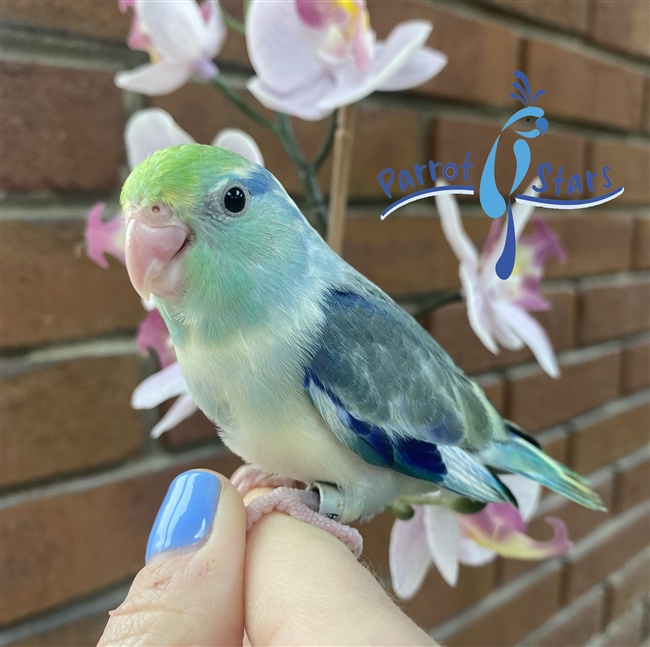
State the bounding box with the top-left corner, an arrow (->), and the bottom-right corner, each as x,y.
479,423 -> 605,511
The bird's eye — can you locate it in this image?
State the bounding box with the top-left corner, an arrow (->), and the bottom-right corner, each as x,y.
526,117 -> 531,122
223,186 -> 246,214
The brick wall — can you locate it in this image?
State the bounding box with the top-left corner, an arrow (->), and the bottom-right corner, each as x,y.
1,0 -> 648,645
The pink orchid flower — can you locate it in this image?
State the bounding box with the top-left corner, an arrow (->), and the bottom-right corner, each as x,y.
246,0 -> 447,120
116,0 -> 226,96
389,474 -> 572,599
85,203 -> 126,269
85,109 -> 264,436
435,179 -> 566,378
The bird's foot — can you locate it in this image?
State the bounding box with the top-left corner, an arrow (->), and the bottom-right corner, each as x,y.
231,464 -> 302,498
245,486 -> 364,559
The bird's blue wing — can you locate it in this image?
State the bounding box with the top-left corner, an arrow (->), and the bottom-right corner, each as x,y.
304,285 -> 512,501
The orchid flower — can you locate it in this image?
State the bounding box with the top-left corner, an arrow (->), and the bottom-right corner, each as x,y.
85,109 -> 264,436
389,474 -> 572,599
246,0 -> 447,121
115,0 -> 226,96
435,179 -> 567,378
85,203 -> 125,268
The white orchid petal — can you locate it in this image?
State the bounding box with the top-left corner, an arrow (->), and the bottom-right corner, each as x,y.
150,393 -> 199,438
499,474 -> 541,523
497,302 -> 560,378
490,301 -> 527,350
212,128 -> 264,167
125,108 -> 194,169
423,505 -> 460,587
115,60 -> 194,96
131,362 -> 189,409
457,537 -> 497,566
435,180 -> 479,268
246,0 -> 323,94
202,0 -> 227,57
247,76 -> 335,121
318,21 -> 433,111
377,46 -> 447,92
460,264 -> 499,354
389,507 -> 432,600
137,0 -> 205,62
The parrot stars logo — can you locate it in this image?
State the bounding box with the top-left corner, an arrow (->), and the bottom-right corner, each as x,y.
377,70 -> 625,280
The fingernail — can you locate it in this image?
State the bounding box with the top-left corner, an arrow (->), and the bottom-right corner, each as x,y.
146,470 -> 221,562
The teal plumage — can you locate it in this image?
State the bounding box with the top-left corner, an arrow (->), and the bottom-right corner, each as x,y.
121,144 -> 604,523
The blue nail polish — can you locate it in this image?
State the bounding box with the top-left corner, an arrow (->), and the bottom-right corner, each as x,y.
146,470 -> 221,562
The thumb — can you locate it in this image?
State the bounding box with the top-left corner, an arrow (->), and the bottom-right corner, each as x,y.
98,470 -> 246,647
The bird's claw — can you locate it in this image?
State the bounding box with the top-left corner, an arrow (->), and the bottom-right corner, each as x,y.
245,486 -> 364,558
231,464 -> 302,498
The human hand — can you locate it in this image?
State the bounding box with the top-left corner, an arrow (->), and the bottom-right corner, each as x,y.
98,469 -> 437,646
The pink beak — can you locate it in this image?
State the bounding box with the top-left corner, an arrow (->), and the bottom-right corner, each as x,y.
124,205 -> 191,301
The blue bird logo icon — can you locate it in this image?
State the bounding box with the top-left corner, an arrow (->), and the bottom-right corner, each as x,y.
480,70 -> 547,279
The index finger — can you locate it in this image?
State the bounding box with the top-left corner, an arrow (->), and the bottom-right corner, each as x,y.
243,500 -> 436,646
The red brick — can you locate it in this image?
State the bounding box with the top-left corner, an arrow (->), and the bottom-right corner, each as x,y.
622,338 -> 650,394
1,0 -> 131,40
633,219 -> 650,270
349,106 -> 421,199
615,446 -> 650,512
518,586 -> 606,647
436,563 -> 563,646
595,602 -> 647,646
608,549 -> 650,622
433,117 -> 587,200
642,78 -> 649,133
564,503 -> 650,602
577,277 -> 650,345
401,563 -> 498,631
0,450 -> 241,623
489,0 -> 589,32
16,610 -> 110,647
368,1 -> 519,107
352,511 -> 393,575
507,348 -> 622,433
1,356 -> 144,487
1,220 -> 144,348
154,84 -> 420,200
569,395 -> 650,474
347,211 -> 630,301
0,62 -> 125,193
476,374 -> 506,414
535,471 -> 614,542
591,0 -> 650,59
1,0 -> 250,67
429,286 -> 577,376
543,213 -> 634,279
343,215 -> 477,297
539,426 -> 570,465
159,408 -> 219,450
591,140 -> 650,205
526,40 -> 645,130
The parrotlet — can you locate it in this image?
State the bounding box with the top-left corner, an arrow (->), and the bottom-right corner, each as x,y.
121,144 -> 603,552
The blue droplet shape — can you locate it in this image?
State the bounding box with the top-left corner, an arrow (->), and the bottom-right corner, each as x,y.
496,200 -> 516,280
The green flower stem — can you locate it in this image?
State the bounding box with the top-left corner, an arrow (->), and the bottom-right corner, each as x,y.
412,289 -> 463,318
210,79 -> 334,235
276,113 -> 328,235
211,77 -> 276,132
221,9 -> 245,34
313,110 -> 338,172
